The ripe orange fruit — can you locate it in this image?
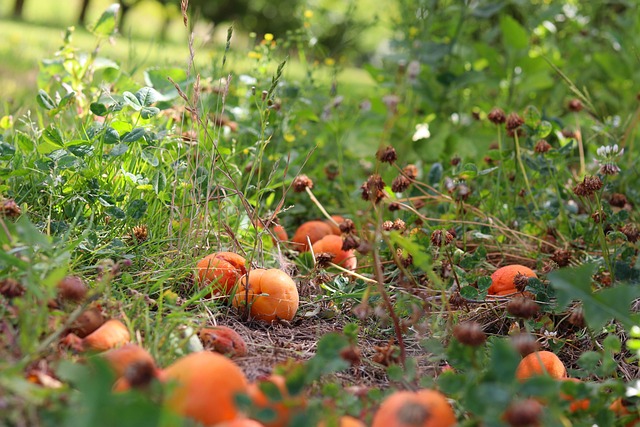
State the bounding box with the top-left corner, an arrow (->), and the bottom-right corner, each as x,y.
291,221 -> 334,252
62,319 -> 131,352
247,374 -> 305,427
318,415 -> 365,427
272,225 -> 288,242
160,351 -> 248,426
233,269 -> 299,323
559,378 -> 590,412
515,351 -> 566,381
214,419 -> 265,427
197,252 -> 247,296
198,326 -> 248,358
610,398 -> 640,426
488,264 -> 537,295
324,215 -> 346,235
371,389 -> 456,427
312,234 -> 357,270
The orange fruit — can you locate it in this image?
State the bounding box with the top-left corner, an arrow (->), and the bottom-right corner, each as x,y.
61,319 -> 131,352
160,351 -> 248,426
515,351 -> 566,381
100,343 -> 157,379
488,264 -> 537,295
233,269 -> 299,323
197,252 -> 247,296
214,419 -> 265,427
318,415 -> 366,427
248,374 -> 305,427
559,378 -> 590,412
312,234 -> 357,270
610,398 -> 640,426
291,221 -> 334,252
371,389 -> 456,427
198,326 -> 247,358
324,215 -> 346,235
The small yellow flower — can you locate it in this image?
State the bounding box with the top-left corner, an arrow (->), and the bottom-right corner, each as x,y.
264,33 -> 274,42
304,10 -> 313,19
324,58 -> 335,66
248,51 -> 262,59
284,133 -> 296,143
409,27 -> 419,38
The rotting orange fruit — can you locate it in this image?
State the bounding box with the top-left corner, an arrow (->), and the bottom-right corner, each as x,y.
291,221 -> 334,252
312,234 -> 357,270
318,415 -> 366,427
61,319 -> 130,352
559,378 -> 590,412
197,252 -> 247,296
371,389 -> 456,427
610,398 -> 640,427
198,326 -> 248,358
160,351 -> 248,426
272,225 -> 288,242
324,215 -> 346,235
515,351 -> 566,381
488,264 -> 537,295
248,374 -> 305,427
100,343 -> 157,379
233,269 -> 299,323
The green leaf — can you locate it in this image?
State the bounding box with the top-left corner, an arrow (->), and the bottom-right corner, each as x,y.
0,141 -> 16,159
123,91 -> 142,111
89,3 -> 120,38
104,127 -> 120,144
428,162 -> 443,185
36,90 -> 56,110
126,199 -> 148,220
140,107 -> 160,119
43,126 -> 65,148
140,149 -> 158,167
152,171 -> 166,194
548,264 -> 640,330
523,105 -> 540,127
109,143 -> 128,156
135,87 -> 161,107
536,121 -> 553,139
500,15 -> 528,49
122,128 -> 145,143
460,286 -> 479,300
90,102 -> 108,116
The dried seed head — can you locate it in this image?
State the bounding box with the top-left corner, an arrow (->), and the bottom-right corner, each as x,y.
0,199 -> 21,218
503,399 -> 543,427
488,108 -> 507,125
591,210 -> 606,224
620,224 -> 639,243
339,346 -> 362,367
430,229 -> 454,247
551,250 -> 571,267
568,305 -> 585,328
403,164 -> 419,179
450,155 -> 461,166
511,333 -> 540,357
534,139 -> 551,154
513,273 -> 531,293
131,225 -> 149,243
505,112 -> 524,131
396,248 -> 413,267
382,220 -> 394,231
314,252 -> 334,268
392,219 -> 406,232
561,129 -> 575,138
388,202 -> 401,211
568,99 -> 583,112
342,234 -> 359,251
456,183 -> 471,200
507,297 -> 540,319
352,302 -> 372,320
0,278 -> 25,298
453,321 -> 487,347
324,161 -> 339,181
599,162 -> 621,175
360,174 -> 386,203
292,174 -> 314,192
57,276 -> 88,303
376,146 -> 397,164
339,218 -> 355,234
448,292 -> 465,309
391,175 -> 411,193
573,176 -> 602,197
357,239 -> 372,254
609,193 -> 628,208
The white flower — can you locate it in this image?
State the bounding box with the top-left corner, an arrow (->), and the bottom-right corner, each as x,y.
412,123 -> 430,141
625,380 -> 640,397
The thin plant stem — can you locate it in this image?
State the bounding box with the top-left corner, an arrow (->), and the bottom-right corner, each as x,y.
513,132 -> 538,212
574,113 -> 586,176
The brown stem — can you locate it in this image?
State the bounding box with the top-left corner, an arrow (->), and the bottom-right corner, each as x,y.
372,236 -> 406,366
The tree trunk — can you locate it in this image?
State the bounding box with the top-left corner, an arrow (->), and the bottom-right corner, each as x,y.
13,0 -> 26,18
78,0 -> 92,26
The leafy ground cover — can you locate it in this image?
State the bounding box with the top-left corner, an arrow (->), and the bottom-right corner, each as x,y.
1,1 -> 640,426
